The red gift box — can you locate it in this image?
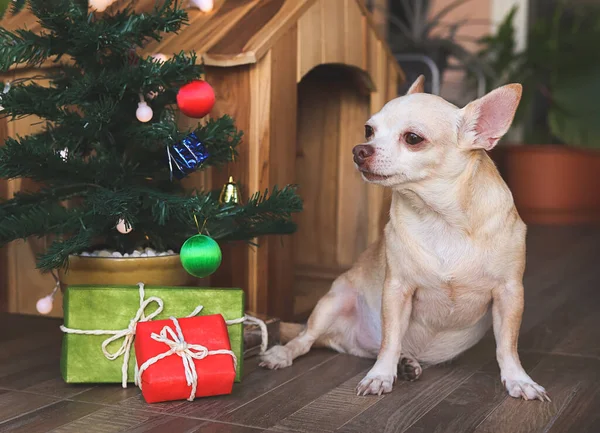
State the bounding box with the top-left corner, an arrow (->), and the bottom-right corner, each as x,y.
135,314 -> 236,403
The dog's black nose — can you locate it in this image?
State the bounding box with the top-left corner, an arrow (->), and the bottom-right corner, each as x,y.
353,145 -> 375,165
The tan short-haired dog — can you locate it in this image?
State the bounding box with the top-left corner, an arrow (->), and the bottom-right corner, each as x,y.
260,76 -> 549,401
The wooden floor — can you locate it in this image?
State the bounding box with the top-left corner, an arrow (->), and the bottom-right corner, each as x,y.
1,226 -> 600,433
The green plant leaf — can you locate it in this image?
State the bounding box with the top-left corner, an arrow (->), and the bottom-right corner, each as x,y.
549,69 -> 600,148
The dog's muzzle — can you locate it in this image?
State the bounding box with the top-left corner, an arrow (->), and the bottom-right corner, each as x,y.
353,145 -> 375,166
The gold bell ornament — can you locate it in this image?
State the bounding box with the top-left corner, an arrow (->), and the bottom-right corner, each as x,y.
219,175 -> 242,205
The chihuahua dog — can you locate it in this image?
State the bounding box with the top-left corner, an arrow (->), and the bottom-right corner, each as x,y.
259,76 -> 549,401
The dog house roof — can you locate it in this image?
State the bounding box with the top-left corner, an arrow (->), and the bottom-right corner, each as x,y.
0,0 -> 402,78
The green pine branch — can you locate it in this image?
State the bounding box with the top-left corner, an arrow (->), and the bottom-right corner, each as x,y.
0,184 -> 302,271
0,0 -> 188,71
1,54 -> 202,123
191,115 -> 242,167
0,185 -> 90,215
0,0 -> 303,271
0,135 -> 125,186
0,27 -> 54,70
0,201 -> 78,244
211,186 -> 303,241
36,229 -> 93,271
0,115 -> 241,186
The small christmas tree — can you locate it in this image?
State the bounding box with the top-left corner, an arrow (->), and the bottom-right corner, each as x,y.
0,0 -> 302,271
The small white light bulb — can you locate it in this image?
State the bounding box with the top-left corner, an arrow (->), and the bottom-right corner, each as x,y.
190,0 -> 214,13
89,0 -> 111,12
36,295 -> 54,315
116,218 -> 133,234
59,148 -> 68,161
151,53 -> 169,63
136,101 -> 153,122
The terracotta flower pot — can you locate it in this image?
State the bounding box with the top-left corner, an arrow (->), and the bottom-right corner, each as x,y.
491,145 -> 600,225
58,254 -> 197,289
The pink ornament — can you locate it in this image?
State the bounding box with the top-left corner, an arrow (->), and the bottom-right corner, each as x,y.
36,296 -> 54,315
116,218 -> 133,234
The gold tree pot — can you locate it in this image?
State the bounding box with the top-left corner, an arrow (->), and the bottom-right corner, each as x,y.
58,254 -> 196,289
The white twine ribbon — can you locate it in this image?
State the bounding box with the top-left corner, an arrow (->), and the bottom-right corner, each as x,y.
226,314 -> 268,355
60,282 -> 203,388
59,282 -> 268,389
137,316 -> 238,401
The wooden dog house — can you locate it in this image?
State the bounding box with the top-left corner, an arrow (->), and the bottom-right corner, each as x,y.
0,0 -> 403,320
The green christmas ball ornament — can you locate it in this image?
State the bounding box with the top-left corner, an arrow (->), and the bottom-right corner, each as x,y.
180,234 -> 222,278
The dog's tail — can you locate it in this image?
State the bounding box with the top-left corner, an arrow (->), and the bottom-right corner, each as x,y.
280,322 -> 305,343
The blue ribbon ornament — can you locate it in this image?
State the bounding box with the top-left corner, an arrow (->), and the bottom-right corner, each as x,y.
167,133 -> 210,180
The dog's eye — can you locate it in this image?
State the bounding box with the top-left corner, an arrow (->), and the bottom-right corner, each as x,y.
404,132 -> 424,145
365,125 -> 374,140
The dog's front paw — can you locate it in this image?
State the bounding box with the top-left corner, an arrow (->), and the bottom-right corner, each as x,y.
503,377 -> 551,402
259,345 -> 293,370
356,372 -> 396,396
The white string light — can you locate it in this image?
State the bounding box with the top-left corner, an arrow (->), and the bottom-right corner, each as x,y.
189,0 -> 214,13
136,94 -> 153,122
89,0 -> 116,13
35,271 -> 61,315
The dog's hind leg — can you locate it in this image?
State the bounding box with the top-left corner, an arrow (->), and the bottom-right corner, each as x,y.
259,276 -> 357,369
399,357 -> 422,381
279,322 -> 305,344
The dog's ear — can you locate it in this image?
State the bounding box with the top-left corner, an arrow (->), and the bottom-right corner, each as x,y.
406,75 -> 425,95
459,84 -> 522,150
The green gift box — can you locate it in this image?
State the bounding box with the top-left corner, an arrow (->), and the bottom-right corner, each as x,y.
61,284 -> 244,384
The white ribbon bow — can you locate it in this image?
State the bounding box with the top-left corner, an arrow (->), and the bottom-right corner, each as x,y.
60,282 -> 268,390
137,316 -> 237,401
60,282 -> 203,388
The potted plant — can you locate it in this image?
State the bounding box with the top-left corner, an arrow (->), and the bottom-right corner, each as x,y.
476,3 -> 600,224
385,0 -> 492,95
0,1 -> 302,291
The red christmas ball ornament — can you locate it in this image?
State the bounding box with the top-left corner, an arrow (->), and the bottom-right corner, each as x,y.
176,80 -> 215,118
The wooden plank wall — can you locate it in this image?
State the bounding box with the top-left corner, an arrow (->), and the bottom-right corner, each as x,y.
0,73 -> 61,316
0,117 -> 9,312
293,68 -> 371,318
370,0 -> 389,37
293,0 -> 399,318
236,24 -> 300,319
297,0 -> 368,83
204,66 -> 252,296
205,26 -> 299,320
266,26 -> 298,319
301,0 -> 400,243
